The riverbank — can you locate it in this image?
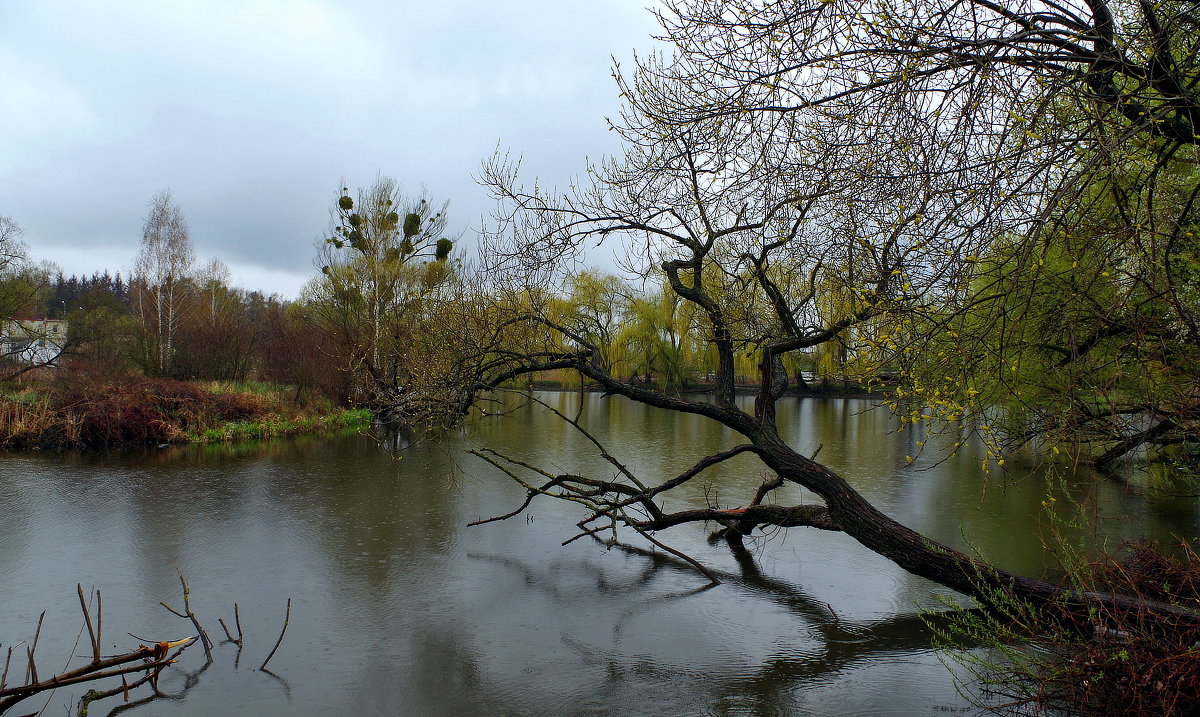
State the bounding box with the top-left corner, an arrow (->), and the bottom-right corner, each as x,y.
0,376 -> 370,450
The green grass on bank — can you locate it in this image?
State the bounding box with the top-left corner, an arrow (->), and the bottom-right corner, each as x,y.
192,408 -> 372,444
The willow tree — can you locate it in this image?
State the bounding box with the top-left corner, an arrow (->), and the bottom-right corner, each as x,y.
458,0 -> 1200,630
914,154 -> 1200,467
552,271 -> 630,374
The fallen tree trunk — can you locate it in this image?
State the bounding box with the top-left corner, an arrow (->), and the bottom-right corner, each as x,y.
760,434 -> 1200,633
470,371 -> 1200,638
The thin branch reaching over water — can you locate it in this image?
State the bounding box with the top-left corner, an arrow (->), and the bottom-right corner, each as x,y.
259,599 -> 291,672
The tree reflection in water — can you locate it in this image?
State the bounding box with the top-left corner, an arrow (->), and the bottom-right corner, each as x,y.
470,535 -> 982,716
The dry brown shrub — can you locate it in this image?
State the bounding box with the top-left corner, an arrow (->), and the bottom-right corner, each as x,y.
962,541 -> 1200,716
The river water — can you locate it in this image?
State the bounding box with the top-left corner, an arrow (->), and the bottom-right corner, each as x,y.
1,392 -> 1196,716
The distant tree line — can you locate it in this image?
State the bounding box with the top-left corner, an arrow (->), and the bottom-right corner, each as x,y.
0,194 -> 348,403
45,271 -> 130,315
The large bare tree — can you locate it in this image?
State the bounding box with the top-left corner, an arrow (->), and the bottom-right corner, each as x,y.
451,0 -> 1200,630
630,0 -> 1200,463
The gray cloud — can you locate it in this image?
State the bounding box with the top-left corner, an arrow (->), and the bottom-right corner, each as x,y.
0,0 -> 657,296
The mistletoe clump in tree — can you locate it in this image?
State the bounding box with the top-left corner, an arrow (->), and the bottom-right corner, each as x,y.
308,176 -> 454,410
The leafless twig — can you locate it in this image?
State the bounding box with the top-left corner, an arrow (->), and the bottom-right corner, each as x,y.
218,604 -> 244,647
159,567 -> 212,660
76,585 -> 100,663
24,612 -> 43,686
258,599 -> 291,671
0,645 -> 11,692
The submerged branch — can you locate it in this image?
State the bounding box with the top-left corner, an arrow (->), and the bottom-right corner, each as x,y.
631,524 -> 721,587
160,567 -> 212,660
0,636 -> 195,715
632,504 -> 840,532
258,599 -> 291,671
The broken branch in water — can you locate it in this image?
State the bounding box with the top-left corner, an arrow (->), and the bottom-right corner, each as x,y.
218,603 -> 244,647
0,585 -> 196,715
3,576 -> 294,715
259,599 -> 291,671
159,567 -> 213,660
468,440 -> 836,584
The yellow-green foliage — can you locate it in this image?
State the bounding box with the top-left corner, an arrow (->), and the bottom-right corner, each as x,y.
895,149 -> 1200,466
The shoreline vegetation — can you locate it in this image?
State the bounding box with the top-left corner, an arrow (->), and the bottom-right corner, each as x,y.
0,372 -> 880,453
0,374 -> 880,453
0,375 -> 371,451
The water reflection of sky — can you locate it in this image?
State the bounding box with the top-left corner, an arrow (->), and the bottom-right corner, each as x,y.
3,395 -> 1190,715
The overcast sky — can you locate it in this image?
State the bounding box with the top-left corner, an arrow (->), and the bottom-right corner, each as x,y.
1,1 -> 660,298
